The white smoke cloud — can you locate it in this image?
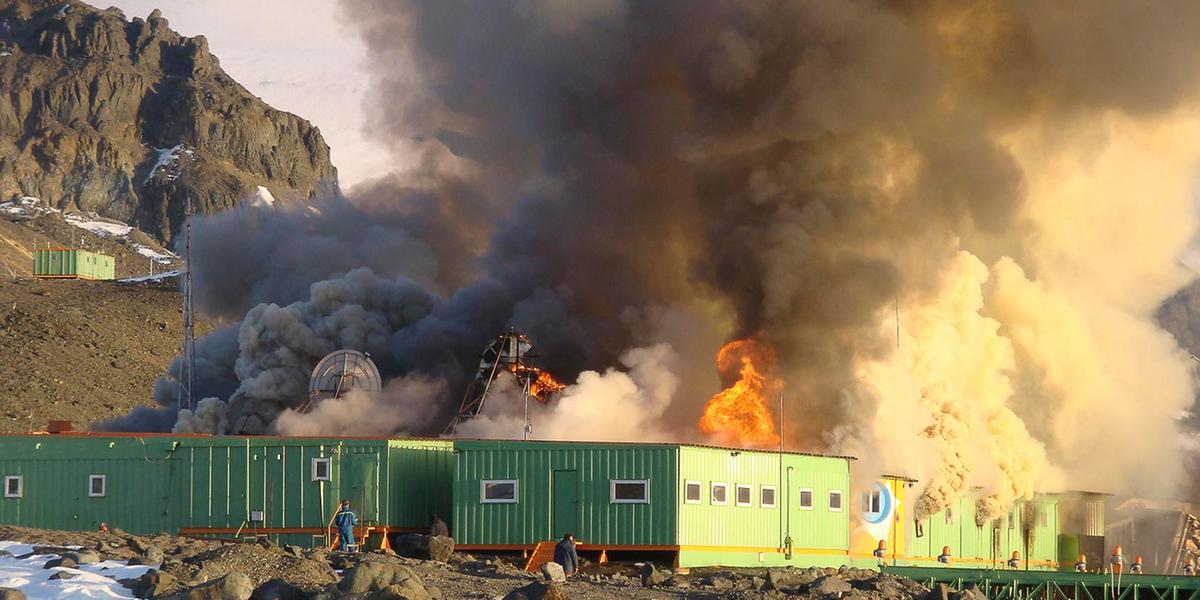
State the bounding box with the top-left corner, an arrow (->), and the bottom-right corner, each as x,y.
273,374 -> 448,437
455,344 -> 680,442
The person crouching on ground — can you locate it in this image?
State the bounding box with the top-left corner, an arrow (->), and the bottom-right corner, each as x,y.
334,499 -> 357,552
554,533 -> 579,577
429,513 -> 449,537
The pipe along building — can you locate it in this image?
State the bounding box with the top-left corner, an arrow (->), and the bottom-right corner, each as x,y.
0,431 -> 1096,571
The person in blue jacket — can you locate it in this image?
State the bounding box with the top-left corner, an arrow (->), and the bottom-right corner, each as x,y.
334,499 -> 358,552
554,533 -> 578,577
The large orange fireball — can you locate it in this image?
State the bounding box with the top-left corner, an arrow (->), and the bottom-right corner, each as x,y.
699,338 -> 782,448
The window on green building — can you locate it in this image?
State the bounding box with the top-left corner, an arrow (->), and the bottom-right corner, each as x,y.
761,486 -> 777,508
736,484 -> 752,507
611,480 -> 649,504
828,490 -> 843,511
4,475 -> 21,498
88,474 -> 106,498
711,482 -> 728,505
311,458 -> 332,481
684,481 -> 702,504
481,480 -> 518,503
799,488 -> 813,510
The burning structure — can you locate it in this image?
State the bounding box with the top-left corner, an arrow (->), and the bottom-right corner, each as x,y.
445,330 -> 565,434
99,0 -> 1200,530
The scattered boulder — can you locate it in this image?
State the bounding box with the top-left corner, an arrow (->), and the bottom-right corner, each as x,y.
281,545 -> 303,558
250,579 -> 305,600
255,538 -> 276,552
540,561 -> 565,583
640,563 -> 668,587
63,550 -> 100,564
338,561 -> 425,595
702,576 -> 733,590
122,570 -> 178,598
664,575 -> 689,588
110,528 -> 128,536
369,578 -> 432,600
502,581 -> 566,600
130,545 -> 164,566
0,588 -> 26,600
43,556 -> 77,569
180,572 -> 254,600
394,534 -> 455,562
951,586 -> 987,600
49,571 -> 77,580
811,575 -> 853,596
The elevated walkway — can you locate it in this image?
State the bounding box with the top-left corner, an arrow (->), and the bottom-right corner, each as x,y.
885,566 -> 1200,600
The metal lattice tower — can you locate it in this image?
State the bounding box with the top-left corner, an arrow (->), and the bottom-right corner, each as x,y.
177,196 -> 196,413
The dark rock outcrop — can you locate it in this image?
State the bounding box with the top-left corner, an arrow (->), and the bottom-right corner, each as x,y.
0,0 -> 339,241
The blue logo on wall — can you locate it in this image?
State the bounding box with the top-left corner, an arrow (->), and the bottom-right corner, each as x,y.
864,482 -> 893,525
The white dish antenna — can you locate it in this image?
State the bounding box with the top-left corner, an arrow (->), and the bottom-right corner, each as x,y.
300,350 -> 382,413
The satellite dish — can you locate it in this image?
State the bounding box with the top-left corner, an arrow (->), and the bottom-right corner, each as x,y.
299,350 -> 382,413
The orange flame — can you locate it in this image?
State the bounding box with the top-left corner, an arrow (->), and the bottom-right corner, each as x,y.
530,370 -> 566,402
699,338 -> 782,448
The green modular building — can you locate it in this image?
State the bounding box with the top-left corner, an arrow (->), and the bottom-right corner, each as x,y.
33,248 -> 115,280
451,439 -> 854,567
0,434 -> 452,548
902,492 -> 1060,570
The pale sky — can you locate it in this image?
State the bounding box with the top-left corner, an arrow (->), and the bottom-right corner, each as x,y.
107,0 -> 392,189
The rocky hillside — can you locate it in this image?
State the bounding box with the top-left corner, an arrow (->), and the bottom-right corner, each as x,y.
0,0 -> 338,242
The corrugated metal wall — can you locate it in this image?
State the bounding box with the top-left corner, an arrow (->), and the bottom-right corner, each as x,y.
0,435 -> 454,542
0,436 -> 178,533
452,440 -> 678,546
904,494 -> 1059,569
387,440 -> 454,531
676,447 -> 850,551
32,249 -> 115,280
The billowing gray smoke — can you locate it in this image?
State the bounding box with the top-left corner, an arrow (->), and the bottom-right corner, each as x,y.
105,0 -> 1200,518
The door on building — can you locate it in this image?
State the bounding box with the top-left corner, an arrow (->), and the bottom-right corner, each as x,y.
552,470 -> 579,539
341,452 -> 380,524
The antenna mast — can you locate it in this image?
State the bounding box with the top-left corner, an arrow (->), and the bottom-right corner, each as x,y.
177,196 -> 196,413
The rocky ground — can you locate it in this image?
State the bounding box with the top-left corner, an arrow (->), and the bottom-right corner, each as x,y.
0,200 -> 212,433
0,525 -> 943,600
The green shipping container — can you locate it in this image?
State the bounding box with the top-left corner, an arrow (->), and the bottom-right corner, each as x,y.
33,249 -> 115,280
0,434 -> 453,548
450,439 -> 853,567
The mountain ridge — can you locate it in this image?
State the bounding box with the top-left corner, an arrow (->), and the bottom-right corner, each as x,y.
0,0 -> 339,241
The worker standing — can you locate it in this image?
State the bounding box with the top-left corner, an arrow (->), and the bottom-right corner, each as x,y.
554,533 -> 579,577
1075,554 -> 1088,573
1185,558 -> 1196,575
334,499 -> 358,552
1110,546 -> 1124,574
1131,556 -> 1143,574
429,513 -> 449,537
1008,551 -> 1021,569
938,546 -> 952,564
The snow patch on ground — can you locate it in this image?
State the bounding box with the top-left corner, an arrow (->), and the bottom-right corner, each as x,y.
118,270 -> 181,283
0,196 -> 55,218
251,185 -> 276,207
63,214 -> 133,237
132,244 -> 175,263
145,145 -> 194,183
0,542 -> 151,600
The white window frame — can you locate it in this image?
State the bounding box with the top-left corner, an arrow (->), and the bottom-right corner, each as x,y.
862,489 -> 882,513
480,479 -> 519,504
799,488 -> 814,510
760,485 -> 777,508
683,480 -> 702,504
735,484 -> 753,507
311,457 -> 332,482
3,475 -> 21,499
610,479 -> 650,504
88,474 -> 106,498
711,482 -> 729,506
828,489 -> 844,512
